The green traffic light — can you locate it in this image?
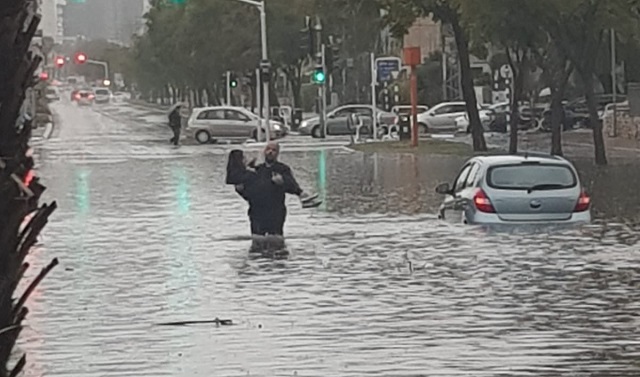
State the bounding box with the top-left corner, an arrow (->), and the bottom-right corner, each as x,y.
313,70 -> 325,83
230,80 -> 238,88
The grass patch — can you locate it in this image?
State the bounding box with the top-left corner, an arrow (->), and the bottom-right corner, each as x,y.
350,139 -> 499,157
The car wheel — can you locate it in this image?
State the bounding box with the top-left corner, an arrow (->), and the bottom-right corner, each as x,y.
311,125 -> 323,138
195,130 -> 211,144
418,123 -> 429,135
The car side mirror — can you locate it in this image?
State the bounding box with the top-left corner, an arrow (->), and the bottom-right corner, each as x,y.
435,182 -> 452,195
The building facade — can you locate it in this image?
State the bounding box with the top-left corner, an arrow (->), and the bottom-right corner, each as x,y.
39,0 -> 66,43
403,16 -> 442,63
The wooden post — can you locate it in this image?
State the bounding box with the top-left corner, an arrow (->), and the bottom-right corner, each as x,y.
403,47 -> 421,147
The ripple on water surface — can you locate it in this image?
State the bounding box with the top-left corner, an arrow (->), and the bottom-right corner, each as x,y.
18,108 -> 640,376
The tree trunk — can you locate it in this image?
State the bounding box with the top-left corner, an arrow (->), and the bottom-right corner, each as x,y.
450,18 -> 487,152
581,72 -> 608,165
506,49 -> 526,155
550,65 -> 572,156
549,90 -> 564,156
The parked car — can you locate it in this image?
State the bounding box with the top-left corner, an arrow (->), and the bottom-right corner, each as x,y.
298,104 -> 398,138
185,106 -> 287,144
435,153 -> 591,225
111,92 -> 131,103
75,90 -> 95,106
44,87 -> 60,102
416,101 -> 469,133
93,88 -> 112,104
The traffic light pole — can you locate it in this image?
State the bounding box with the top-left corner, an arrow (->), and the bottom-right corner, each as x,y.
321,44 -> 327,138
370,52 -> 377,141
226,70 -> 231,105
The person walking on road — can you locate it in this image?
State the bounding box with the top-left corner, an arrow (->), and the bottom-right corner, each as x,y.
168,102 -> 182,146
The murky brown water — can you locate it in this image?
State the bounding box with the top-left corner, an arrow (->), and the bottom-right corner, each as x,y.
16,102 -> 640,376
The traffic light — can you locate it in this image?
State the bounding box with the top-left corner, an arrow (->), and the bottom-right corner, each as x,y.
229,73 -> 238,88
312,66 -> 325,84
39,71 -> 49,81
74,52 -> 87,64
55,56 -> 65,68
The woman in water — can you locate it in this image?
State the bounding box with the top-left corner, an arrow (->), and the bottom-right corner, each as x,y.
225,149 -> 257,187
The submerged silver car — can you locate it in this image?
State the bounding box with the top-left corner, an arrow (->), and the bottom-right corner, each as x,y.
435,153 -> 591,225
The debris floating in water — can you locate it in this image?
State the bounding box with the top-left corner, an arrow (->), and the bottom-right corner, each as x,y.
156,318 -> 233,326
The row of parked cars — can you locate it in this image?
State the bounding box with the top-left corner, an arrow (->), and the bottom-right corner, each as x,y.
296,101 -> 510,138
295,94 -> 625,138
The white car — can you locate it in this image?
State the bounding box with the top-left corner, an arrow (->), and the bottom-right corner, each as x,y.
44,87 -> 60,101
112,92 -> 131,103
93,88 -> 111,104
186,106 -> 287,144
417,102 -> 468,133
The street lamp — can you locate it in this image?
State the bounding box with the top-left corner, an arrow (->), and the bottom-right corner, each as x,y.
232,0 -> 270,142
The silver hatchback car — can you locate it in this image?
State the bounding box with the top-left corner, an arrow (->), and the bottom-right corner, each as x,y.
435,153 -> 591,225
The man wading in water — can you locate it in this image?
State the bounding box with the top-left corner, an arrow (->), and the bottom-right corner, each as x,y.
226,142 -> 319,236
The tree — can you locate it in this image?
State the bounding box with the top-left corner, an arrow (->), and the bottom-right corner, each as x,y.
381,0 -> 487,151
536,0 -> 635,165
0,1 -> 57,376
461,0 -> 542,154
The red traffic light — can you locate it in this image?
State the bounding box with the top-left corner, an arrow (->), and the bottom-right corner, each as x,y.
39,72 -> 49,80
75,52 -> 87,64
55,56 -> 65,67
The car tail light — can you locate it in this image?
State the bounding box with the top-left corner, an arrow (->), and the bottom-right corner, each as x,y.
474,189 -> 495,213
74,93 -> 81,99
89,94 -> 95,99
574,190 -> 591,212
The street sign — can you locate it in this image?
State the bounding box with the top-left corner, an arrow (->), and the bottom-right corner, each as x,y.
500,64 -> 513,79
375,57 -> 402,83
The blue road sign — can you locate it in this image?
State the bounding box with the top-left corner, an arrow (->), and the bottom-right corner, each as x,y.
376,57 -> 401,83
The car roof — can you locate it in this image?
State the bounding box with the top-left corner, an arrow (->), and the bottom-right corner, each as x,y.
469,153 -> 570,166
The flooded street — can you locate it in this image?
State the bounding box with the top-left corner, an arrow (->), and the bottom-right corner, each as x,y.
19,101 -> 640,376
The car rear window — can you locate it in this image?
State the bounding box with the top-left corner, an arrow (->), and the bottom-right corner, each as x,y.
487,163 -> 577,190
95,90 -> 109,95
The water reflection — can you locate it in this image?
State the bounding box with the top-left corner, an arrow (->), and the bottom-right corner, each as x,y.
167,166 -> 200,310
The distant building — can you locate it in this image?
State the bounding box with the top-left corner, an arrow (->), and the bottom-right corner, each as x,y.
39,0 -> 66,43
403,16 -> 442,63
63,0 -> 145,45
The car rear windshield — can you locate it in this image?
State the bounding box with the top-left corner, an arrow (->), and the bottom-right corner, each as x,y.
95,90 -> 109,95
487,163 -> 577,190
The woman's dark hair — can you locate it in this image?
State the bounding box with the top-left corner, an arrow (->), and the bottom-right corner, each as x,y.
226,149 -> 246,184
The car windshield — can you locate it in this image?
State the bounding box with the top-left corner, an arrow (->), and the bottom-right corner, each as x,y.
46,89 -> 56,94
488,163 -> 577,190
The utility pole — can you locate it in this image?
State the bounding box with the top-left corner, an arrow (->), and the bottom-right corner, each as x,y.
233,0 -> 270,142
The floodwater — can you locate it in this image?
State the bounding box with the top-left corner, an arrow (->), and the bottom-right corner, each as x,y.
16,101 -> 640,376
